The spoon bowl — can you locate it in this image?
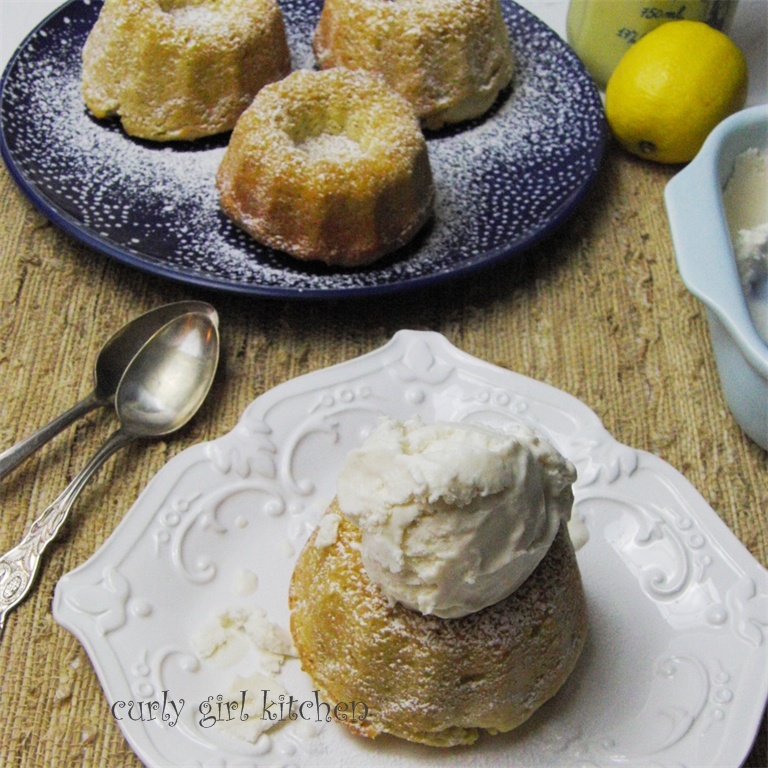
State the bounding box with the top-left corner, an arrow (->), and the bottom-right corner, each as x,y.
0,311 -> 219,637
116,312 -> 220,437
0,301 -> 218,481
94,300 -> 218,403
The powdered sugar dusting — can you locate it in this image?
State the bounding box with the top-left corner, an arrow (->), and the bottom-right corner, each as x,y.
0,0 -> 605,297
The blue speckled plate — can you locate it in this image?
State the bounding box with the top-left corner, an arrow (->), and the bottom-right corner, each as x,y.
0,0 -> 606,299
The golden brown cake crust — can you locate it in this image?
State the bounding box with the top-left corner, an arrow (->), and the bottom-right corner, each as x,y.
216,68 -> 435,267
289,500 -> 588,747
81,0 -> 291,141
313,0 -> 514,130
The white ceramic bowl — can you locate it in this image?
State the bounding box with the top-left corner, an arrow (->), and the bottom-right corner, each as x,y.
665,104 -> 768,450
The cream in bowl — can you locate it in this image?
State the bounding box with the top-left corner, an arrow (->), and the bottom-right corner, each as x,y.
723,148 -> 768,343
665,104 -> 768,450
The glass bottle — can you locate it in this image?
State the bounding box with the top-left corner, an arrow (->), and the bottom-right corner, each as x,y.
566,0 -> 740,89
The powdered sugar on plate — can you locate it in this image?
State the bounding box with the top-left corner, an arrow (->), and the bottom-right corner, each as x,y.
0,0 -> 606,298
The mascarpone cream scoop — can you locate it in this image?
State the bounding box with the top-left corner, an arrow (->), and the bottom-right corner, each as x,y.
335,417 -> 577,619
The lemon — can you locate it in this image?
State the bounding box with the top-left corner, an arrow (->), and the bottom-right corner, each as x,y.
605,20 -> 748,164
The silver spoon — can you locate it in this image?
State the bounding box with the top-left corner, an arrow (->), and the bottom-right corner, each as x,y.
0,301 -> 218,483
0,312 -> 219,636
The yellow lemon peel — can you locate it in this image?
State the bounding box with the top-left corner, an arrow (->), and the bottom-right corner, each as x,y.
605,20 -> 748,164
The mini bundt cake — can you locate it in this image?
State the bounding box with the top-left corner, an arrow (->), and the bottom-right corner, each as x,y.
290,417 -> 587,747
313,0 -> 515,130
290,505 -> 588,747
82,0 -> 291,141
216,68 -> 435,267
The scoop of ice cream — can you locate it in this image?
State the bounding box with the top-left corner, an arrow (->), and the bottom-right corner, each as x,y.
335,417 -> 576,618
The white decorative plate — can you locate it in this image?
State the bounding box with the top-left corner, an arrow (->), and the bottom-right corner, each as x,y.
53,331 -> 768,768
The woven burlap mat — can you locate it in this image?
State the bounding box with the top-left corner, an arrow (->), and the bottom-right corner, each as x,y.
0,140 -> 766,766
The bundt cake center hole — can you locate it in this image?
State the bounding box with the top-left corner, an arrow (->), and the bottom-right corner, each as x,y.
157,0 -> 222,21
285,108 -> 369,162
296,132 -> 365,162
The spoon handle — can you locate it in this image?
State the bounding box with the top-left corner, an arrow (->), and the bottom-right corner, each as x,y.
0,428 -> 134,638
0,391 -> 103,483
